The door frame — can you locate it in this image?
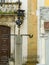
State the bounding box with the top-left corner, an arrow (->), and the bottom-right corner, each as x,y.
0,22 -> 16,60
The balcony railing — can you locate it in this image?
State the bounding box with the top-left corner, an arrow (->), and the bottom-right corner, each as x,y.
0,2 -> 21,15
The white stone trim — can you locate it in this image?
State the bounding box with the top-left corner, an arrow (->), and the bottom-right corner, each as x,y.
37,0 -> 45,64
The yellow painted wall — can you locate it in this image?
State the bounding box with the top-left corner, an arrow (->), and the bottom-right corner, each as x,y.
45,0 -> 49,6
27,0 -> 37,65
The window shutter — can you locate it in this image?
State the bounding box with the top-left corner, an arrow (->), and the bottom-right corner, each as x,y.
44,22 -> 49,30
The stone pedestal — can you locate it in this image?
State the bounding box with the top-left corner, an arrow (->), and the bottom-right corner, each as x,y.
15,35 -> 22,65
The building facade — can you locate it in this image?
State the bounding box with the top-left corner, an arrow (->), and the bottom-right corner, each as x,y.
0,0 -> 49,65
0,0 -> 28,65
37,0 -> 49,65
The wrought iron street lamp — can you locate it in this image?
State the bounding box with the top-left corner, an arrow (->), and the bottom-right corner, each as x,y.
15,0 -> 33,38
15,0 -> 25,28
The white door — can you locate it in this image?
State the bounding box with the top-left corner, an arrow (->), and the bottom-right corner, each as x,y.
45,31 -> 49,65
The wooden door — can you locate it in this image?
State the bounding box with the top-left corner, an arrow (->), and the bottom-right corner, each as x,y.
0,25 -> 10,65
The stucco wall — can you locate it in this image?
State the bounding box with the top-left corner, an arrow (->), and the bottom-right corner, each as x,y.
27,0 -> 37,64
45,0 -> 49,6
